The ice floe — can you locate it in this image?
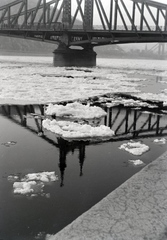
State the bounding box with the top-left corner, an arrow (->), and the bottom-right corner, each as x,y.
135,92 -> 167,106
13,181 -> 42,195
154,138 -> 166,144
43,119 -> 115,141
1,141 -> 17,147
45,102 -> 107,119
8,175 -> 19,182
119,141 -> 149,155
1,56 -> 167,105
22,172 -> 58,182
9,171 -> 58,197
128,159 -> 145,166
99,96 -> 157,108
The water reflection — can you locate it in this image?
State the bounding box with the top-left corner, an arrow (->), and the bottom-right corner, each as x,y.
1,103 -> 167,187
57,138 -> 86,187
1,102 -> 167,239
103,106 -> 167,138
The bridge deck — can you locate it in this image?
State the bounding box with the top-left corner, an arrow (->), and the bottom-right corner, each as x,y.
0,0 -> 167,47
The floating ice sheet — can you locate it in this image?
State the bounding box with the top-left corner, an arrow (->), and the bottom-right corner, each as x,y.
135,92 -> 167,106
45,102 -> 107,119
8,175 -> 19,182
154,138 -> 166,144
119,141 -> 149,155
128,159 -> 145,166
1,141 -> 17,147
43,119 -> 115,141
22,171 -> 58,182
8,171 -> 58,197
13,181 -> 43,195
101,97 -> 156,108
1,56 -> 167,105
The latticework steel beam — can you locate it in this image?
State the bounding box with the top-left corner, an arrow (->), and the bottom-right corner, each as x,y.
84,0 -> 94,29
62,0 -> 71,29
0,0 -> 167,47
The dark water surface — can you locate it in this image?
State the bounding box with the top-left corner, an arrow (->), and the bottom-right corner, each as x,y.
0,103 -> 167,240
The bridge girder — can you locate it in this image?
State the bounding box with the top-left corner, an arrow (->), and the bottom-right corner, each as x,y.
0,0 -> 167,48
84,0 -> 94,29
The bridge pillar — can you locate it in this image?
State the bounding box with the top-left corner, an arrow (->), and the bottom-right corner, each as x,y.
53,44 -> 96,67
62,0 -> 71,29
53,0 -> 96,67
84,0 -> 94,30
158,43 -> 165,59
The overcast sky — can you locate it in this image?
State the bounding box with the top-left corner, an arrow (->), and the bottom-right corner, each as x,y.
97,0 -> 167,9
46,0 -> 167,25
71,0 -> 167,25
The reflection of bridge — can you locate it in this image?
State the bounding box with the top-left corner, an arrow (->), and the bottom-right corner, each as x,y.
0,104 -> 87,187
0,0 -> 167,66
1,101 -> 167,186
147,43 -> 166,58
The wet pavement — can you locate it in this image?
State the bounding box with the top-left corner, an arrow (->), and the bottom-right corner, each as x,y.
50,150 -> 167,240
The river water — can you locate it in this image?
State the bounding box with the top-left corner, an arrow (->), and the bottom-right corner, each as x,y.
0,56 -> 167,104
0,56 -> 167,240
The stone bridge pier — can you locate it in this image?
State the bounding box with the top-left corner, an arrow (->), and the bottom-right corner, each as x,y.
53,0 -> 96,67
53,43 -> 97,67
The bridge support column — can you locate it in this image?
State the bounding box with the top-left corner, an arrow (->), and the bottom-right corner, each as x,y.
53,44 -> 97,67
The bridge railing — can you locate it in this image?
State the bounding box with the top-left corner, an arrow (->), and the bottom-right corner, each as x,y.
0,23 -> 164,33
0,22 -> 64,31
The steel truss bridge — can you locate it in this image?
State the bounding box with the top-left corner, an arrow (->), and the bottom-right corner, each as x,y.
0,0 -> 167,47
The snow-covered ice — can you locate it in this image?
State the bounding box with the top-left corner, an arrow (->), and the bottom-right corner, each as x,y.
8,175 -> 19,182
43,101 -> 115,140
154,138 -> 167,144
45,102 -> 107,119
119,141 -> 149,155
43,118 -> 115,140
9,171 -> 58,197
1,141 -> 17,147
13,181 -> 42,195
100,96 -> 157,108
22,171 -> 58,182
128,159 -> 145,166
134,92 -> 167,106
0,56 -> 167,105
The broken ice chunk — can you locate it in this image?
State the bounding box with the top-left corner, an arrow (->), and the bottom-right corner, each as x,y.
1,141 -> 17,147
9,171 -> 59,197
13,181 -> 44,195
45,102 -> 107,119
21,172 -> 58,182
153,138 -> 166,144
128,159 -> 145,166
43,119 -> 115,141
8,175 -> 19,182
119,141 -> 149,155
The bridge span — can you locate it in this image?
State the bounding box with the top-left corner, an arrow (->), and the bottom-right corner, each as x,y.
0,0 -> 167,66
